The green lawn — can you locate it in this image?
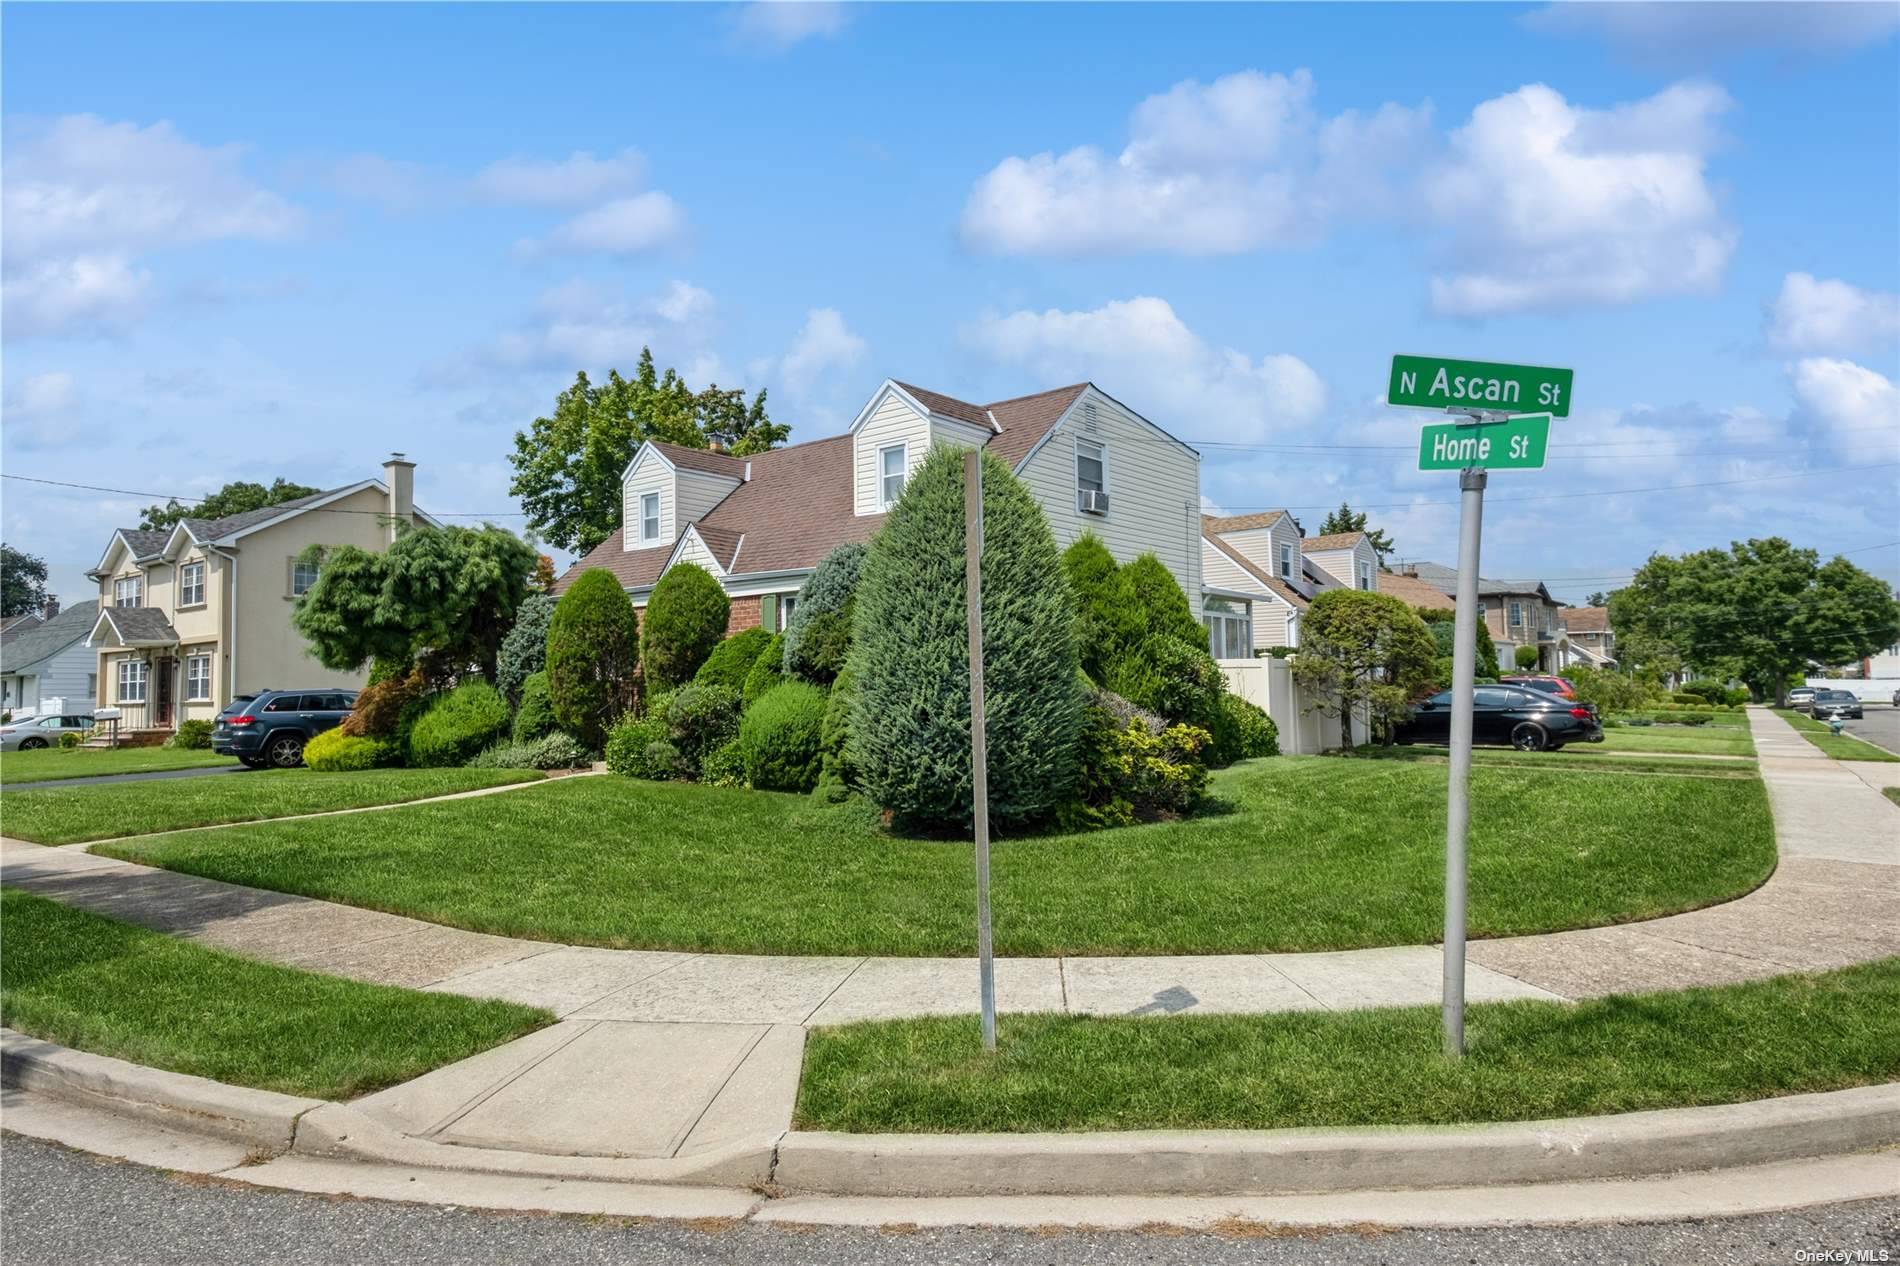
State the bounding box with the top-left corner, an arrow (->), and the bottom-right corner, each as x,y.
0,746 -> 237,785
0,888 -> 549,1099
1596,726 -> 1756,756
796,959 -> 1900,1133
4,767 -> 543,845
1885,788 -> 1900,808
97,758 -> 1778,957
1608,711 -> 1750,728
1773,709 -> 1900,763
1369,746 -> 1758,779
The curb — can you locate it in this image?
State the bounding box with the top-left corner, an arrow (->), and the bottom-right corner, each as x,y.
773,1084 -> 1900,1196
0,1028 -> 322,1150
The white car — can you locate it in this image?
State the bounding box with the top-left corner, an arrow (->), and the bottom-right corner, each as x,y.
0,713 -> 95,751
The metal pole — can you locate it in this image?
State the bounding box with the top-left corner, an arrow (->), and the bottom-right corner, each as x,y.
1443,464 -> 1486,1057
963,450 -> 997,1053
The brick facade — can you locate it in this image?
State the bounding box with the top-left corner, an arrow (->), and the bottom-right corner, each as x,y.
727,596 -> 762,635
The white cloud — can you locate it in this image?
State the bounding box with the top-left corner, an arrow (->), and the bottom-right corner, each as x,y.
1,370 -> 86,450
518,192 -> 687,257
473,149 -> 649,207
963,297 -> 1326,442
1790,357 -> 1900,456
2,115 -> 301,338
772,308 -> 866,397
1527,2 -> 1900,59
448,279 -> 719,379
732,2 -> 850,50
961,70 -> 1433,256
324,153 -> 437,212
1424,81 -> 1737,315
1767,273 -> 1900,356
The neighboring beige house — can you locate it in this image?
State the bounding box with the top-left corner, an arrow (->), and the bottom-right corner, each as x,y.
1198,513 -> 1391,656
1301,530 -> 1380,594
84,456 -> 435,738
558,379 -> 1209,633
1389,561 -> 1570,670
1560,606 -> 1616,666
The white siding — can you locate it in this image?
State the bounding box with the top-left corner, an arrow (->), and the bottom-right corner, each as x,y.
1016,390 -> 1203,617
1219,519 -> 1304,588
623,455 -> 673,551
1307,540 -> 1378,590
853,392 -> 931,516
34,642 -> 95,709
677,470 -> 737,527
673,530 -> 726,575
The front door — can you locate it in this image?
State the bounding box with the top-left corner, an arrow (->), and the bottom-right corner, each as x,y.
154,657 -> 175,726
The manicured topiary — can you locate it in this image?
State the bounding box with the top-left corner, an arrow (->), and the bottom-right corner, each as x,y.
408,682 -> 511,768
1516,644 -> 1542,670
848,445 -> 1084,830
512,671 -> 557,744
1123,553 -> 1204,647
304,727 -> 394,772
1212,692 -> 1279,762
738,681 -> 828,792
815,665 -> 857,803
742,633 -> 787,707
496,593 -> 556,706
641,562 -> 730,693
695,628 -> 773,694
1062,534 -> 1142,684
545,569 -> 639,750
783,543 -> 866,684
662,681 -> 741,766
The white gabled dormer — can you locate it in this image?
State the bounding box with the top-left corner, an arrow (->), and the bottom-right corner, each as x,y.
847,380 -> 993,517
620,442 -> 744,551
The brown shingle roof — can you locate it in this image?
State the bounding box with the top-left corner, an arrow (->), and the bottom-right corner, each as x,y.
645,440 -> 748,479
1377,569 -> 1456,611
1302,530 -> 1366,552
1204,510 -> 1288,534
711,435 -> 884,575
982,384 -> 1091,468
556,530 -> 679,593
892,381 -> 993,428
1202,520 -> 1309,610
1563,605 -> 1610,633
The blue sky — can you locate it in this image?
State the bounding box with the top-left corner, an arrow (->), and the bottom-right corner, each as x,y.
5,1 -> 1898,606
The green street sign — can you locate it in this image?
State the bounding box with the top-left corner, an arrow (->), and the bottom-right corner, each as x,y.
1389,354 -> 1573,418
1419,414 -> 1550,471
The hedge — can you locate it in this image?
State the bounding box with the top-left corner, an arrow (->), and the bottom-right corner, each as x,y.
604,710 -> 686,781
742,633 -> 788,707
303,728 -> 393,772
641,562 -> 730,693
1061,534 -> 1141,683
848,445 -> 1084,829
783,543 -> 865,684
738,681 -> 828,792
546,569 -> 639,750
408,682 -> 512,768
1123,553 -> 1204,647
661,681 -> 741,767
695,628 -> 774,694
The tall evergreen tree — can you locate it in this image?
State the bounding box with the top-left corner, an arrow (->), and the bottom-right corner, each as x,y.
1316,501 -> 1395,562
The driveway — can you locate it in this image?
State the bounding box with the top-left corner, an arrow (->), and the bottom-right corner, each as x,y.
0,763 -> 251,793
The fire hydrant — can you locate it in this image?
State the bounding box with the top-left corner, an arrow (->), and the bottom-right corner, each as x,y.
1829,714 -> 1848,737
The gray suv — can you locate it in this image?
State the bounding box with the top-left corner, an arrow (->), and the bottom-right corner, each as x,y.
212,690 -> 356,768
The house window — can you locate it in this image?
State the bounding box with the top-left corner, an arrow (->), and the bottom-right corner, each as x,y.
117,659 -> 147,703
180,561 -> 206,606
114,576 -> 141,608
640,492 -> 660,543
1509,601 -> 1523,626
86,672 -> 97,700
1203,598 -> 1252,661
780,594 -> 797,628
1279,543 -> 1293,579
879,444 -> 907,509
185,654 -> 211,702
1075,439 -> 1106,512
1358,560 -> 1372,591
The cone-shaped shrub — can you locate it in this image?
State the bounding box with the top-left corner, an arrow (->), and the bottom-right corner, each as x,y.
695,627 -> 773,694
1123,552 -> 1204,646
783,542 -> 866,684
496,593 -> 556,706
545,569 -> 639,750
849,445 -> 1084,830
641,562 -> 730,692
1061,534 -> 1141,683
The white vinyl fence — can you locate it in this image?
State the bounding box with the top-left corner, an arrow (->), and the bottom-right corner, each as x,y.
1217,657 -> 1368,755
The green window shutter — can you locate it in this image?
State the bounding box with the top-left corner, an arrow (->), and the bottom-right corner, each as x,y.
761,594 -> 778,633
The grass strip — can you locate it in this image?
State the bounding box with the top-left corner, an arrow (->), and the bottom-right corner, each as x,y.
97,759 -> 1777,957
796,959 -> 1900,1133
1772,710 -> 1900,763
0,747 -> 236,785
3,767 -> 543,845
1885,788 -> 1900,808
1367,747 -> 1757,779
1595,727 -> 1756,756
0,888 -> 549,1099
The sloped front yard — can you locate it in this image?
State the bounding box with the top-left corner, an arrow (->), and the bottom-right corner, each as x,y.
95,757 -> 1777,957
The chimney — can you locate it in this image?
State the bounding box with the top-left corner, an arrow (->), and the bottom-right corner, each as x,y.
707,440 -> 726,454
382,452 -> 416,544
41,595 -> 59,620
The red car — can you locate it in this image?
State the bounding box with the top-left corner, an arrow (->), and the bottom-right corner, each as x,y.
1501,674 -> 1577,700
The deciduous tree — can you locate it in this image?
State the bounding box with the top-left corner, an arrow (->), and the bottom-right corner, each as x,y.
0,544 -> 50,618
140,478 -> 320,531
1289,591 -> 1437,749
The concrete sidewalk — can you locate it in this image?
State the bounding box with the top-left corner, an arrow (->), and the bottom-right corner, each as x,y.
2,703 -> 1893,1166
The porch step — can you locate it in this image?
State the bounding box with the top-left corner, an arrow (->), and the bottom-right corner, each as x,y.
81,729 -> 172,749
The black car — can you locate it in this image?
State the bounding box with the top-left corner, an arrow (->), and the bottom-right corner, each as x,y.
1810,689 -> 1864,721
211,689 -> 357,768
1395,685 -> 1604,752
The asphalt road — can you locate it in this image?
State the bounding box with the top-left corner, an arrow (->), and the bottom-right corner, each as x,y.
1840,704 -> 1900,756
4,1136 -> 1897,1266
0,762 -> 249,792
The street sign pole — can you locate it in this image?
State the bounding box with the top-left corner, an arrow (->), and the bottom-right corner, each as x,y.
1443,451 -> 1487,1059
963,449 -> 997,1053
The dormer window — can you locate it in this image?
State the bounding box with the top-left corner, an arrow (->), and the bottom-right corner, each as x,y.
640,492 -> 660,543
879,443 -> 907,509
1358,560 -> 1372,591
114,576 -> 141,608
1278,543 -> 1292,580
